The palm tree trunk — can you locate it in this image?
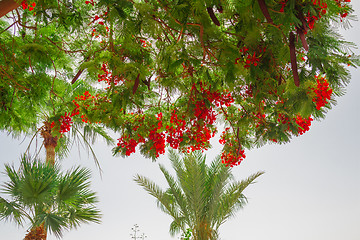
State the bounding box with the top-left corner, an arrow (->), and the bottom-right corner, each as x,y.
24,224 -> 47,240
0,0 -> 20,18
40,121 -> 58,166
38,122 -> 56,240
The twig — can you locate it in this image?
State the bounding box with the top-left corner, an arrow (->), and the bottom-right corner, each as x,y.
0,21 -> 16,35
46,37 -> 86,54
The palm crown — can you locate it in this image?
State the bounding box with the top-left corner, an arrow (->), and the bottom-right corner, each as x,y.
134,150 -> 264,240
0,156 -> 101,239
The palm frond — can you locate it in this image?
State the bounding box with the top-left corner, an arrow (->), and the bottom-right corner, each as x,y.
158,164 -> 190,221
83,124 -> 115,145
73,126 -> 103,175
57,167 -> 92,202
18,159 -> 58,206
2,164 -> 22,198
64,205 -> 102,229
36,212 -> 67,238
169,217 -> 187,237
0,197 -> 25,225
134,174 -> 182,223
215,171 -> 264,227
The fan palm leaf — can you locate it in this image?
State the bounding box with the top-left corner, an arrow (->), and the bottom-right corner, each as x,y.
0,155 -> 101,239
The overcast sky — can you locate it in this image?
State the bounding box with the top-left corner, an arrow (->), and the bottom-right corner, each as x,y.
1,2 -> 360,240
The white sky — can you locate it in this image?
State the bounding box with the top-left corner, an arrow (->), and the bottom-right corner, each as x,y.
1,2 -> 360,240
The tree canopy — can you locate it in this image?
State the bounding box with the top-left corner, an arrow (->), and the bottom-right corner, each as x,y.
0,0 -> 358,166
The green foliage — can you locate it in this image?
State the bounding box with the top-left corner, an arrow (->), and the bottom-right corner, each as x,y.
0,0 -> 358,161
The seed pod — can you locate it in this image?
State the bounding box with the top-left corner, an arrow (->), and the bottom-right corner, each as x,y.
133,73 -> 140,94
296,11 -> 309,33
289,32 -> 300,87
71,69 -> 84,84
296,10 -> 309,51
207,7 -> 220,26
257,0 -> 273,23
296,28 -> 309,51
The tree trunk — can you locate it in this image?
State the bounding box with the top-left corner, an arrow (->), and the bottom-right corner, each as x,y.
40,121 -> 58,166
36,123 -> 56,240
0,0 -> 20,19
24,224 -> 47,240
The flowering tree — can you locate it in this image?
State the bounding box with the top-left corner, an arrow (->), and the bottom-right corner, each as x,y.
0,0 -> 358,166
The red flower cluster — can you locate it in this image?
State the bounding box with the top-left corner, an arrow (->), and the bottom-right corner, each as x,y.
85,0 -> 95,6
183,82 -> 233,152
219,129 -> 246,167
91,13 -> 107,26
139,39 -> 151,48
295,115 -> 313,135
149,113 -> 166,157
116,115 -> 145,156
117,135 -> 143,156
221,148 -> 246,167
50,101 -> 81,135
306,0 -> 328,30
72,90 -> 108,124
235,46 -> 265,69
116,82 -> 234,158
277,113 -> 313,136
312,76 -> 332,110
59,112 -> 73,133
277,113 -> 290,126
166,110 -> 186,149
279,0 -> 287,12
98,62 -> 123,87
335,0 -> 351,19
21,1 -> 36,11
89,10 -> 109,38
254,110 -> 266,128
116,113 -> 166,157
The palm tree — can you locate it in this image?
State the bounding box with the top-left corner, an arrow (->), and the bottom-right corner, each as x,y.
0,156 -> 101,240
134,150 -> 264,240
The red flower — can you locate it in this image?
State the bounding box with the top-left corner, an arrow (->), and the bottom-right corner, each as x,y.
312,76 -> 332,110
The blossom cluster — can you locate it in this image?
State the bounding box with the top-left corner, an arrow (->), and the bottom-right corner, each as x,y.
116,82 -> 234,159
97,63 -> 124,87
58,112 -> 73,133
277,113 -> 313,137
85,0 -> 109,38
312,76 -> 333,110
306,0 -> 328,30
235,46 -> 265,69
221,148 -> 246,167
51,90 -> 105,136
295,115 -> 313,135
21,0 -> 36,11
219,128 -> 246,167
335,0 -> 351,18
